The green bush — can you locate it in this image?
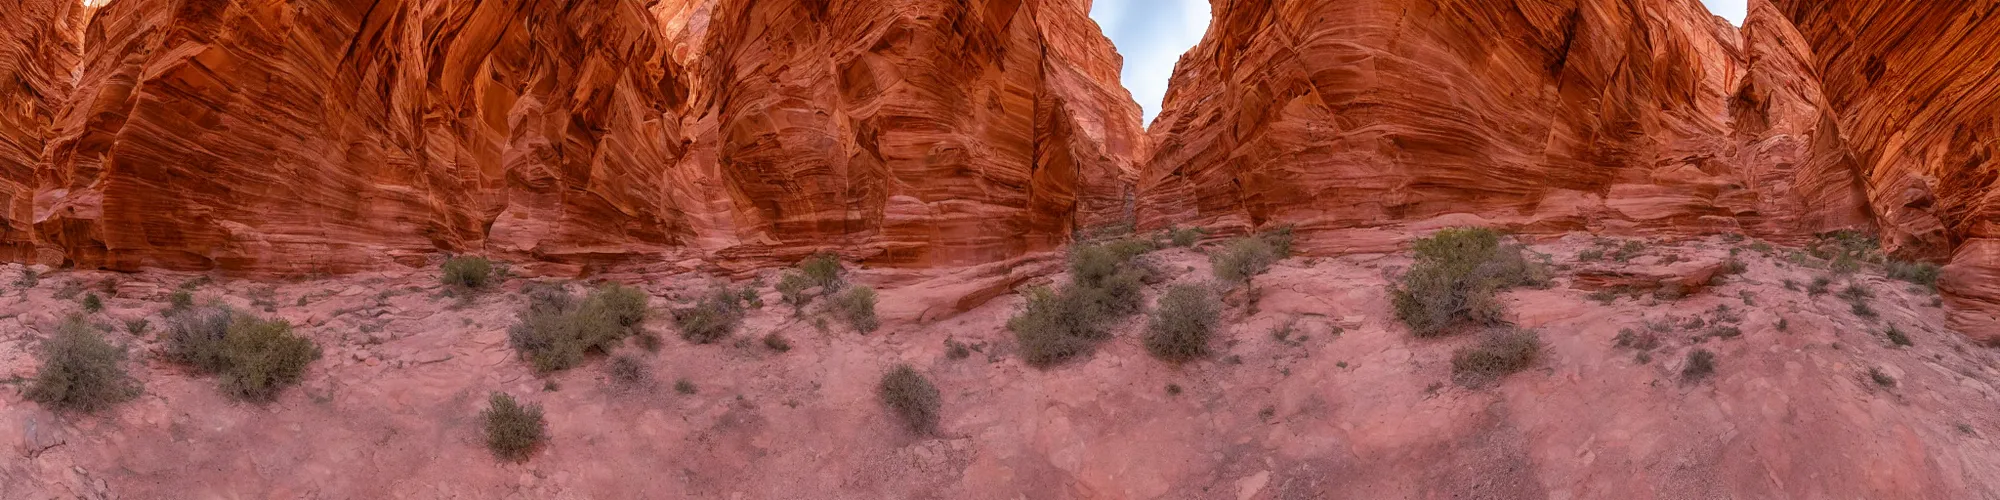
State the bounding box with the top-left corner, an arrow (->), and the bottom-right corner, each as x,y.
510,283 -> 652,372
1069,238 -> 1154,313
1887,260 -> 1941,288
607,355 -> 648,387
1806,276 -> 1833,296
831,286 -> 880,333
481,392 -> 546,462
775,271 -> 813,310
674,379 -> 697,395
1008,238 -> 1154,368
878,364 -> 941,435
1450,329 -> 1541,378
15,268 -> 39,288
1391,228 -> 1543,337
762,333 -> 792,352
442,255 -> 495,290
1682,349 -> 1717,381
82,293 -> 104,313
1885,326 -> 1913,347
165,307 -> 320,402
1868,367 -> 1897,388
800,252 -> 845,292
216,316 -> 321,402
27,316 -> 140,413
1211,237 -> 1279,284
1145,284 -> 1220,363
1167,226 -> 1207,247
1009,286 -> 1109,368
167,290 -> 194,311
672,285 -> 746,344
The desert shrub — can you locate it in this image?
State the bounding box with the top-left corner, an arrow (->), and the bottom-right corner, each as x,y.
1167,226 -> 1207,247
1613,328 -> 1660,350
1069,239 -> 1153,312
763,333 -> 792,352
800,252 -> 845,292
607,355 -> 649,387
1806,276 -> 1833,296
167,290 -> 195,311
1612,240 -> 1646,262
165,307 -> 319,402
15,268 -> 39,288
878,364 -> 941,435
1009,286 -> 1109,368
1145,284 -> 1220,363
213,315 -> 321,402
1868,367 -> 1897,388
1450,329 -> 1541,377
82,293 -> 104,313
672,285 -> 746,345
511,283 -> 652,372
945,340 -> 972,360
1391,228 -> 1543,337
1885,326 -> 1913,347
1007,238 -> 1154,368
1577,248 -> 1605,261
1682,349 -> 1717,381
1719,258 -> 1747,276
164,306 -> 234,371
124,318 -> 149,335
442,255 -> 495,290
1887,260 -> 1941,289
27,316 -> 140,413
831,286 -> 879,333
1211,237 -> 1280,284
775,271 -> 814,310
674,379 -> 697,395
481,392 -> 546,462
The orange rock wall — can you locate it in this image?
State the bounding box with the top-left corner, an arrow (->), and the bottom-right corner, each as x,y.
0,0 -> 1143,274
1774,0 -> 2000,337
1137,0 -> 1874,252
0,0 -> 87,263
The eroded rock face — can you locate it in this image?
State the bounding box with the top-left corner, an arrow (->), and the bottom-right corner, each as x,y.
1,0 -> 1142,274
0,0 -> 86,263
1136,0 -> 1873,253
1772,0 -> 2000,339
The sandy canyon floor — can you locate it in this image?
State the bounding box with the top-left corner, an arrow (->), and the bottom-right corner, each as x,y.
4,232 -> 1999,499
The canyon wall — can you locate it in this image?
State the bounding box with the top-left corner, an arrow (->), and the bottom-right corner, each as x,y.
0,0 -> 1144,274
1136,0 -> 1873,253
1773,0 -> 2000,337
0,0 -> 87,264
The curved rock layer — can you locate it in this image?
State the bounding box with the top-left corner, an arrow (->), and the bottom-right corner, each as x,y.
1773,0 -> 2000,338
0,0 -> 1143,274
1137,0 -> 1874,252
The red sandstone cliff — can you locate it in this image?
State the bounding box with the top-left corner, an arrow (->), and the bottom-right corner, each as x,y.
1137,0 -> 1873,253
1773,0 -> 2000,338
0,0 -> 1144,274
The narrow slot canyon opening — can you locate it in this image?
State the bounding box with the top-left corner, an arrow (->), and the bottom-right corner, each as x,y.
1703,0 -> 1747,25
1088,0 -> 1211,126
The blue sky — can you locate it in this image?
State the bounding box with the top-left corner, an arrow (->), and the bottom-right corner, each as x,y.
1091,0 -> 1748,123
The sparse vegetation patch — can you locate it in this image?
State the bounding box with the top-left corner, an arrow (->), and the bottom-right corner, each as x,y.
878,364 -> 941,435
1391,228 -> 1545,337
482,392 -> 547,462
1145,284 -> 1221,363
27,316 -> 141,413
